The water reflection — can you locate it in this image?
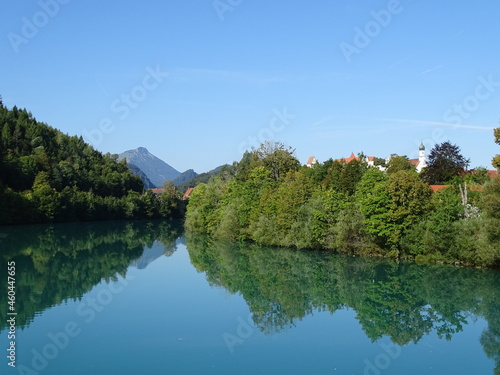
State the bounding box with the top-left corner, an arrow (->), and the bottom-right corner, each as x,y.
0,220 -> 182,331
1,223 -> 499,373
186,234 -> 500,373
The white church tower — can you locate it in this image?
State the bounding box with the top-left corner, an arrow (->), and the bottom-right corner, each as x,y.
416,143 -> 427,173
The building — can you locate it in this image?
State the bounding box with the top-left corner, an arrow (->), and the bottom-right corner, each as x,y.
309,144 -> 431,173
182,188 -> 194,200
408,143 -> 427,173
337,153 -> 387,171
306,156 -> 317,168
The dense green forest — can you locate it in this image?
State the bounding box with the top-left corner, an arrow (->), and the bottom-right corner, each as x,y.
186,139 -> 500,267
0,101 -> 183,224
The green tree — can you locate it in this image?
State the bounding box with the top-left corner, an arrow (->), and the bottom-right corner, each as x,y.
480,176 -> 500,219
31,171 -> 61,221
492,127 -> 500,170
386,154 -> 414,175
357,169 -> 432,252
255,141 -> 300,181
386,171 -> 433,248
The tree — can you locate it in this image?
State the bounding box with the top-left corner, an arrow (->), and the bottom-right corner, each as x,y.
31,171 -> 61,221
339,158 -> 366,195
373,157 -> 387,168
386,170 -> 433,247
492,127 -> 500,170
420,141 -> 470,184
357,169 -> 432,251
480,176 -> 500,219
386,155 -> 414,175
254,141 -> 299,181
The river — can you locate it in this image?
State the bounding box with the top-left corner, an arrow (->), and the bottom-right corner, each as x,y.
0,220 -> 498,374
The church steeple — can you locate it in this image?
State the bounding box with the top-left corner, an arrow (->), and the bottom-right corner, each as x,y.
417,142 -> 427,172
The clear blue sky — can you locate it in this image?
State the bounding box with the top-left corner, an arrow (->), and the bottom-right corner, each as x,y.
1,0 -> 499,173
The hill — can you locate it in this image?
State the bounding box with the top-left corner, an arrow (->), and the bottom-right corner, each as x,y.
172,169 -> 197,186
118,147 -> 180,188
177,164 -> 228,192
0,103 -> 181,224
127,163 -> 156,189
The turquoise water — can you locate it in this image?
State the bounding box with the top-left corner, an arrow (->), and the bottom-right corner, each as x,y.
0,221 -> 498,374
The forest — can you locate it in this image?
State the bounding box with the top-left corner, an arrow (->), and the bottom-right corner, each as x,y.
185,136 -> 500,267
0,101 -> 183,224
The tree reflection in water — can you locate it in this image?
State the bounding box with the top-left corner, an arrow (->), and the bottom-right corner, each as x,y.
187,234 -> 500,372
0,220 -> 182,331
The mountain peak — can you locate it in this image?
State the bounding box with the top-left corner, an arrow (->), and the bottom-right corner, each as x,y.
118,147 -> 181,188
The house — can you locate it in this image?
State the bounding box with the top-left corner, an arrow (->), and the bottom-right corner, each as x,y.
430,185 -> 448,193
306,156 -> 317,168
487,170 -> 499,179
182,188 -> 194,200
337,153 -> 387,171
465,169 -> 499,179
338,152 -> 360,164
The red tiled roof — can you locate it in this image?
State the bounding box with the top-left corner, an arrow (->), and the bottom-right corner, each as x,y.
307,156 -> 316,165
408,158 -> 419,166
182,188 -> 194,200
430,184 -> 485,193
345,152 -> 358,163
469,185 -> 484,192
464,169 -> 499,179
484,170 -> 498,179
337,153 -> 378,164
430,185 -> 449,192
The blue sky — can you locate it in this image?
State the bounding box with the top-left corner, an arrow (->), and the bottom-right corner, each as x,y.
1,0 -> 499,173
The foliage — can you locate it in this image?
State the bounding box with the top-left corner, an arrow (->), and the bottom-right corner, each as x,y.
177,164 -> 229,192
185,140 -> 498,267
493,127 -> 500,170
386,155 -> 414,175
421,141 -> 470,184
254,141 -> 300,182
0,103 -> 181,223
480,176 -> 500,219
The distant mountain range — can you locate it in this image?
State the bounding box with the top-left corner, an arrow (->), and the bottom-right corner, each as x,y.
118,147 -> 227,190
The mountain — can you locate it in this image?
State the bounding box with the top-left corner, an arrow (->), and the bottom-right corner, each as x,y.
177,164 -> 229,192
127,163 -> 156,189
172,169 -> 197,186
118,147 -> 181,188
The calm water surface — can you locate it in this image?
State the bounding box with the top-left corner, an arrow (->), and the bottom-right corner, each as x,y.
0,221 -> 499,374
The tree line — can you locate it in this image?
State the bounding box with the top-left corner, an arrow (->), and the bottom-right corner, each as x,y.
0,101 -> 184,224
186,136 -> 500,267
